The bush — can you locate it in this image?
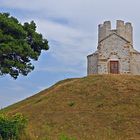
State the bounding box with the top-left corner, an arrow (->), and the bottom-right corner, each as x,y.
68,102 -> 75,107
59,133 -> 76,140
0,113 -> 28,140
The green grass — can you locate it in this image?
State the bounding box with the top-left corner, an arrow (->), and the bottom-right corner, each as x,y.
1,75 -> 140,139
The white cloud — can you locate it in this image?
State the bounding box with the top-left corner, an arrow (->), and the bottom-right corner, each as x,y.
33,18 -> 96,66
35,19 -> 90,44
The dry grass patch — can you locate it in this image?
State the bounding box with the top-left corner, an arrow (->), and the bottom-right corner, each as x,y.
1,75 -> 140,139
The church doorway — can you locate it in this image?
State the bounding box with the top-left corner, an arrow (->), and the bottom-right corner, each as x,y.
110,61 -> 119,74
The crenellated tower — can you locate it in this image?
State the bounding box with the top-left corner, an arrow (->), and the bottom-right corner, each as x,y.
98,20 -> 133,45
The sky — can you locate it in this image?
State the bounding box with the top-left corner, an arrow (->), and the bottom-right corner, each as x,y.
0,0 -> 140,107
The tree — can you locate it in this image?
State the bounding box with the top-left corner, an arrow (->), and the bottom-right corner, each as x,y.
0,13 -> 49,79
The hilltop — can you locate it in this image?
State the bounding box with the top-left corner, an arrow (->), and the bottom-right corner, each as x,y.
1,75 -> 140,140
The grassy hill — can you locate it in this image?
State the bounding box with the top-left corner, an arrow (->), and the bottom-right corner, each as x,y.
1,75 -> 140,140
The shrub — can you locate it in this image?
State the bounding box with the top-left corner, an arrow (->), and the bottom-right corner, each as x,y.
0,113 -> 28,140
59,133 -> 76,140
68,102 -> 75,107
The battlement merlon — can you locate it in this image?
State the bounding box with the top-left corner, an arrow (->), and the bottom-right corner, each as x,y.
125,22 -> 133,44
98,20 -> 133,45
98,21 -> 111,42
116,20 -> 125,39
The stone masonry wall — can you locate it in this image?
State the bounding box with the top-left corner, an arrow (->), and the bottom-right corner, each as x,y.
87,53 -> 98,74
98,34 -> 131,74
87,20 -> 140,75
130,52 -> 140,75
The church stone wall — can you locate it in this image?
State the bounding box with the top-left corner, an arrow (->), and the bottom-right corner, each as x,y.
130,52 -> 140,75
87,53 -> 98,75
98,34 -> 131,74
87,20 -> 140,75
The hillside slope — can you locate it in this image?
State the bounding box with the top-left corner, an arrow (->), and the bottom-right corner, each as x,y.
1,75 -> 140,140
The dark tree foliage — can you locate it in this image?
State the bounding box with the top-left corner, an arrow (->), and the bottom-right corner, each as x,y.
0,13 -> 49,79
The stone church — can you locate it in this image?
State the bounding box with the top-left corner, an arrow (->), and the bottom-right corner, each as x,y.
87,20 -> 140,75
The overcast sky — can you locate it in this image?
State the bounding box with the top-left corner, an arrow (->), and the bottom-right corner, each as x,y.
0,0 -> 140,107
